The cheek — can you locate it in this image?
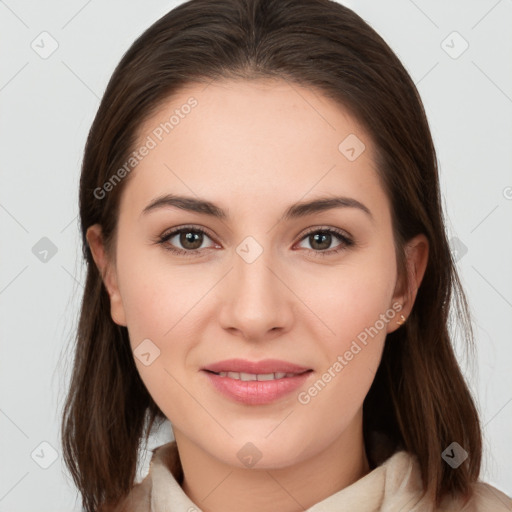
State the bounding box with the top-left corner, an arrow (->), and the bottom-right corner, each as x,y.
299,241 -> 396,407
298,276 -> 392,432
307,245 -> 397,345
115,243 -> 210,410
116,235 -> 202,345
117,258 -> 200,420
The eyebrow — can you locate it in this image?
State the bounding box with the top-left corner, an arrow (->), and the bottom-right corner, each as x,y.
140,194 -> 374,223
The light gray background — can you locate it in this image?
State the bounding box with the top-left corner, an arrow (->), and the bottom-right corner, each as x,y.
1,1 -> 511,510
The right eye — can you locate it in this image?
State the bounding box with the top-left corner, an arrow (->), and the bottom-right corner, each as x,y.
157,226 -> 219,256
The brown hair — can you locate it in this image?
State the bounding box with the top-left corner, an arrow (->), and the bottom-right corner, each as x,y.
61,0 -> 482,510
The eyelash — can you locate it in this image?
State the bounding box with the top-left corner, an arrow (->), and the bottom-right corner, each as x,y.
155,225 -> 354,258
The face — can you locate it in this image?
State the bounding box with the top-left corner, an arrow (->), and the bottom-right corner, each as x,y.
87,78 -> 427,470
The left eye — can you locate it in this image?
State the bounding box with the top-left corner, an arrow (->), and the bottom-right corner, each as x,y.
296,228 -> 354,254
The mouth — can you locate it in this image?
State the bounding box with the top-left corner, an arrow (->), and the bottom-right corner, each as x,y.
200,359 -> 314,405
203,369 -> 312,381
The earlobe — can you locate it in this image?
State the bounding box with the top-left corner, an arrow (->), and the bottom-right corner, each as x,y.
387,233 -> 429,334
85,224 -> 127,327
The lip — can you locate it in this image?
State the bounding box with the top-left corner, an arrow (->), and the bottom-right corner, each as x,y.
202,358 -> 311,374
201,359 -> 313,405
202,370 -> 312,405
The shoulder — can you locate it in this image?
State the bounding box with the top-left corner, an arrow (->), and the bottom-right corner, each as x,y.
97,441 -> 178,512
96,477 -> 151,512
380,449 -> 511,512
97,441 -> 184,512
439,480 -> 512,511
97,441 -> 183,512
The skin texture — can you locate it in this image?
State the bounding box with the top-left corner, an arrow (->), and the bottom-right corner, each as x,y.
86,78 -> 429,512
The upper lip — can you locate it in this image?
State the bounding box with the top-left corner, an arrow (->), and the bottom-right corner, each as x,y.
202,358 -> 312,374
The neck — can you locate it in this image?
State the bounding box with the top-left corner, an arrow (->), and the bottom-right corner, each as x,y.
174,411 -> 371,512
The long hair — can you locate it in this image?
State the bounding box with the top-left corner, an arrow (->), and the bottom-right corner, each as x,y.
61,1 -> 482,510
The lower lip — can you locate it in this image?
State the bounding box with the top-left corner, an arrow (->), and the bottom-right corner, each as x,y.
202,370 -> 312,405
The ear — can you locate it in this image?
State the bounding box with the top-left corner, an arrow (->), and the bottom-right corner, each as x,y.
86,224 -> 127,327
386,233 -> 429,334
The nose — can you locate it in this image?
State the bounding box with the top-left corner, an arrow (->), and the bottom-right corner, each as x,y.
218,241 -> 294,342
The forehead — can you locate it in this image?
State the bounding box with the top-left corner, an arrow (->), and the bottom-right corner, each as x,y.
120,78 -> 389,223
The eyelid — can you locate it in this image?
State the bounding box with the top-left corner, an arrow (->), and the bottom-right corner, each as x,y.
297,225 -> 352,241
159,224 -> 218,244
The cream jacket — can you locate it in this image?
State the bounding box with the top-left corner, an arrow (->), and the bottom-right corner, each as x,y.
106,440 -> 512,511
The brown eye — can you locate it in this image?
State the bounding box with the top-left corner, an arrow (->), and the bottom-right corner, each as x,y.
297,227 -> 354,257
308,231 -> 333,251
178,230 -> 204,250
157,226 -> 217,256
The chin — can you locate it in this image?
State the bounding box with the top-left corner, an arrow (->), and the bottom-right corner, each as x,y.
212,433 -> 309,470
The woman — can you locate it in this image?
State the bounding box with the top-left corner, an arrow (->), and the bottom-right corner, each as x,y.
61,0 -> 512,510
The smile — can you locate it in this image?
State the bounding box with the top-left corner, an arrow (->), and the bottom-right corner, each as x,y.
202,369 -> 313,405
211,371 -> 304,380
